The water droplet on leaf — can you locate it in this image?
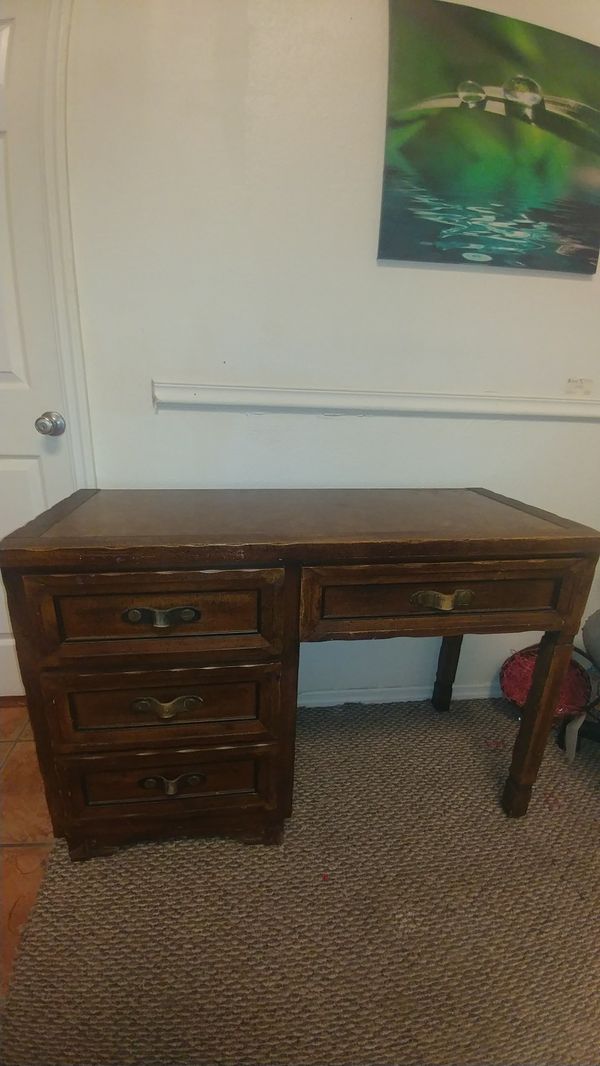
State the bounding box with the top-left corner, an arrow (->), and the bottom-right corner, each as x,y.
457,80 -> 487,108
503,76 -> 543,108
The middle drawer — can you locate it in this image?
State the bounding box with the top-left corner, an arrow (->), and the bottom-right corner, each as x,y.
40,662 -> 281,751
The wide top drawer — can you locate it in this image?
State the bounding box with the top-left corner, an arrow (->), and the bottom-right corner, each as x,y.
23,569 -> 284,662
300,558 -> 584,640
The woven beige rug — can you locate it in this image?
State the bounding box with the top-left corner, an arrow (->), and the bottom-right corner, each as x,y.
3,699 -> 599,1066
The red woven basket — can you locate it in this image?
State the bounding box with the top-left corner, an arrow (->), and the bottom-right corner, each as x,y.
500,643 -> 591,719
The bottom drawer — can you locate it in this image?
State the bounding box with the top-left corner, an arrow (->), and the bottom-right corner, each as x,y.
58,744 -> 278,820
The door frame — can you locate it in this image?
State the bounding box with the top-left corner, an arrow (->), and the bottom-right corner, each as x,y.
40,0 -> 96,488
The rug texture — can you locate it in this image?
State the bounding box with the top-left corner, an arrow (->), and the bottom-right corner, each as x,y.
2,699 -> 600,1066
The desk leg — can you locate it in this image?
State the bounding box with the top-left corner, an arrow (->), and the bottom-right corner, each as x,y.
432,635 -> 463,713
502,631 -> 572,818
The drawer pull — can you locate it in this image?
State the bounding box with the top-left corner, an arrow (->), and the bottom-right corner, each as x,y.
122,605 -> 201,629
140,773 -> 206,797
410,589 -> 475,612
131,694 -> 204,721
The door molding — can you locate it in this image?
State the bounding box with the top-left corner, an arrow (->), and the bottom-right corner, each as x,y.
41,0 -> 96,488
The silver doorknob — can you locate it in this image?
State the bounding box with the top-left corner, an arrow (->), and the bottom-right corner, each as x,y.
35,411 -> 66,436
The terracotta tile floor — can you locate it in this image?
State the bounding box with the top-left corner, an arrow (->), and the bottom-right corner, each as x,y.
0,701 -> 53,996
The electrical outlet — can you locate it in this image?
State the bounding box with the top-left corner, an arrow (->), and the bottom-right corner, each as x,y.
565,377 -> 594,397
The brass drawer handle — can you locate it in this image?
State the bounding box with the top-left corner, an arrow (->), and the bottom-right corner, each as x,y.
410,588 -> 475,612
131,695 -> 204,721
122,605 -> 201,629
139,773 -> 206,797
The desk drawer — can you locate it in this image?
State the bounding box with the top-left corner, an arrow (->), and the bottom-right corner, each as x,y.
23,569 -> 284,661
41,663 -> 281,750
300,559 -> 579,640
58,744 -> 277,820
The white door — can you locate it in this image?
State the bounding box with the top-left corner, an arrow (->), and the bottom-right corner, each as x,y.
0,0 -> 88,693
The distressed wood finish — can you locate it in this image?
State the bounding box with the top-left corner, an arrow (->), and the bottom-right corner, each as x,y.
3,487 -> 599,568
299,558 -> 582,641
21,568 -> 285,663
1,488 -> 598,858
58,743 -> 278,818
39,663 -> 281,751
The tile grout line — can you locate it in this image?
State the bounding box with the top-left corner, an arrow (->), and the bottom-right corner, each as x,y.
0,704 -> 30,747
0,718 -> 28,766
1,710 -> 54,849
0,739 -> 17,768
15,714 -> 31,742
0,842 -> 55,850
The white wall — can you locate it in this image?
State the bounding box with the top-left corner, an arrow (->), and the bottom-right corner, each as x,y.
67,0 -> 600,704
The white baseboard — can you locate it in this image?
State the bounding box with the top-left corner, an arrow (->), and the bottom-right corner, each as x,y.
298,681 -> 502,708
0,657 -> 502,706
0,638 -> 24,696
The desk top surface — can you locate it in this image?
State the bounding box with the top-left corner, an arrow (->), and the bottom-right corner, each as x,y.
2,488 -> 599,568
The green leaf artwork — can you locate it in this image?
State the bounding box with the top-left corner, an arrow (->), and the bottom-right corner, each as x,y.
378,0 -> 600,273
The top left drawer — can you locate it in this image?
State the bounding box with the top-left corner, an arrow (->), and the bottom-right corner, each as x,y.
21,569 -> 285,663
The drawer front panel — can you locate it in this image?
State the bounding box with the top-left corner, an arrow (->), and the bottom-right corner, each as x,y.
41,664 -> 281,750
59,744 -> 277,819
58,590 -> 257,641
23,569 -> 284,661
301,559 -> 580,640
322,576 -> 557,618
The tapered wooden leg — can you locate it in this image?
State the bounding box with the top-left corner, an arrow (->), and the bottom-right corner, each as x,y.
502,632 -> 573,818
432,635 -> 463,712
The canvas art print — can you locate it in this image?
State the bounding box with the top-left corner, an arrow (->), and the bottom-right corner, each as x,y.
378,0 -> 600,273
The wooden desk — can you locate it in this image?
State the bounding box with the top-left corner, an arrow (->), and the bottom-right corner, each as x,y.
2,487 -> 598,859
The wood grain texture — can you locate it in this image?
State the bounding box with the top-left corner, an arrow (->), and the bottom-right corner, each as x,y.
502,556 -> 599,817
2,487 -> 599,568
299,558 -> 582,641
61,743 -> 277,815
21,568 -> 285,664
1,570 -> 68,837
1,487 -> 599,857
40,663 -> 281,751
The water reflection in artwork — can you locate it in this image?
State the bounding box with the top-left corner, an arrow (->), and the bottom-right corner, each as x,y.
378,0 -> 600,274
